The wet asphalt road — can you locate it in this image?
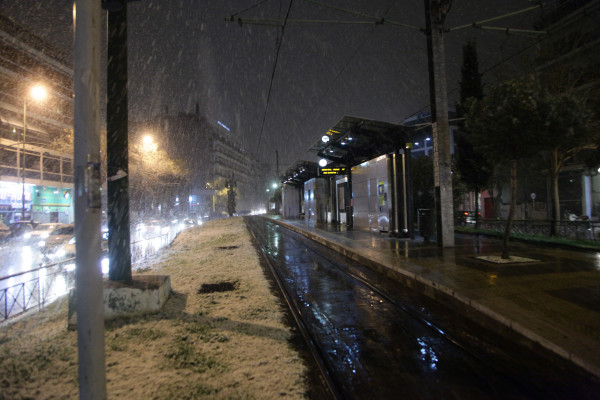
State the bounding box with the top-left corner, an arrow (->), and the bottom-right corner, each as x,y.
246,216 -> 600,400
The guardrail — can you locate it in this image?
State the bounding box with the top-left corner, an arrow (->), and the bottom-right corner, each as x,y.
1,228 -> 180,322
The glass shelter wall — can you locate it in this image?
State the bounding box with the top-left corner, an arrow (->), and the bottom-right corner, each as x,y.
352,155 -> 389,232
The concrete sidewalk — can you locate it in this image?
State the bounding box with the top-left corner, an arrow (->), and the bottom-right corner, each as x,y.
267,216 -> 600,379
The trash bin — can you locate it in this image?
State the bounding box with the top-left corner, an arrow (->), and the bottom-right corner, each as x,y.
418,209 -> 432,241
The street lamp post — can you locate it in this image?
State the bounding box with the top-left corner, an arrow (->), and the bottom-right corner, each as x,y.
22,85 -> 47,220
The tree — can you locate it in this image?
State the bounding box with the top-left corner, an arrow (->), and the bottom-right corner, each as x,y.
465,78 -> 542,258
540,92 -> 593,235
455,41 -> 492,227
412,155 -> 434,213
532,19 -> 599,231
227,179 -> 236,217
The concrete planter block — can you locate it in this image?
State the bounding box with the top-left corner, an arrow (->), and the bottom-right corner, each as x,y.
68,275 -> 171,329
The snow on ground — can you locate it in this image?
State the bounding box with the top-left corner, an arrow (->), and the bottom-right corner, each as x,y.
0,217 -> 308,399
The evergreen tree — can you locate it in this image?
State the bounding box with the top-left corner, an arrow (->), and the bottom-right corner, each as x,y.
459,41 -> 483,110
455,41 -> 491,227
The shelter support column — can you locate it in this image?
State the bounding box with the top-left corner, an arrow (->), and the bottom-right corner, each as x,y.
388,153 -> 399,236
345,167 -> 353,230
404,144 -> 415,239
390,146 -> 415,238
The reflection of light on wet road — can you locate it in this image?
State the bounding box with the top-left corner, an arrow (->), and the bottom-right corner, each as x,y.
53,273 -> 67,297
417,337 -> 439,370
21,246 -> 32,270
595,254 -> 600,270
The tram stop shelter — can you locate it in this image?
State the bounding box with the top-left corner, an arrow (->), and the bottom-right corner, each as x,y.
301,116 -> 415,237
279,160 -> 319,218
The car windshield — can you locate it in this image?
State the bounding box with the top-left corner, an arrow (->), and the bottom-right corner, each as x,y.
51,226 -> 74,236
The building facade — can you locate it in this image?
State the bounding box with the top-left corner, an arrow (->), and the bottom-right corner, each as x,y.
0,14 -> 74,224
136,109 -> 268,219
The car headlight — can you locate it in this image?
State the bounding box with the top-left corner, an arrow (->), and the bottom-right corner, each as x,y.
101,257 -> 109,274
55,247 -> 66,258
23,232 -> 32,239
38,240 -> 45,247
68,237 -> 76,244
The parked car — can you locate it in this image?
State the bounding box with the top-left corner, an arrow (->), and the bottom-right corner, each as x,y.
457,211 -> 480,226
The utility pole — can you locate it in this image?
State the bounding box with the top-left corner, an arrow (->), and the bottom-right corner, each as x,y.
424,0 -> 455,247
73,0 -> 106,398
105,0 -> 132,282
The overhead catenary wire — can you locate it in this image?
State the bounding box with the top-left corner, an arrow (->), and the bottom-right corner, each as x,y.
304,0 -> 421,31
470,25 -> 547,36
449,4 -> 543,31
255,0 -> 295,153
233,18 -> 389,27
228,0 -> 270,19
402,2 -> 595,122
297,2 -> 397,134
230,1 -> 566,155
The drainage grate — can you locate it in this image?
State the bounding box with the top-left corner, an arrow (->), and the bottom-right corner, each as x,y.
198,280 -> 239,294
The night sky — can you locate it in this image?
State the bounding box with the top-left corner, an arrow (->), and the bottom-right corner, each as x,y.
1,0 -> 542,171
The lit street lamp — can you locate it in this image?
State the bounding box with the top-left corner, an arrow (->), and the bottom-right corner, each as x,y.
142,134 -> 157,153
22,84 -> 47,220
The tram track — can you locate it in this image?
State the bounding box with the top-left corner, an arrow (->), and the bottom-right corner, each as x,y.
246,218 -> 344,400
245,216 -> 600,400
246,217 -> 489,399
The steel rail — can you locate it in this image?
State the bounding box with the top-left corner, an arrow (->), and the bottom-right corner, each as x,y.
256,217 -> 540,394
244,217 -> 343,400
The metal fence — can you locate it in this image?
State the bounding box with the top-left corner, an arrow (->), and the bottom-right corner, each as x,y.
477,219 -> 600,242
1,229 -> 179,322
0,260 -> 75,321
130,231 -> 172,263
